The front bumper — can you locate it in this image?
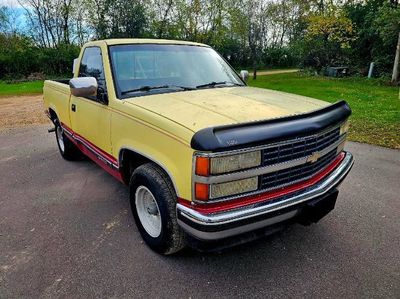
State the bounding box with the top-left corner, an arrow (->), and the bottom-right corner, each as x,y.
177,152 -> 354,241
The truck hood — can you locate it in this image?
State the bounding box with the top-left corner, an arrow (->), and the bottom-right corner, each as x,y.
125,87 -> 330,133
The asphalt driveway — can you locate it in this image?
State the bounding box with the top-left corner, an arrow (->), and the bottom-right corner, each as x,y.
0,125 -> 399,298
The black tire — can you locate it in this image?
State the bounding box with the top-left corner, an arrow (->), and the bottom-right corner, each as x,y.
129,163 -> 186,254
54,119 -> 81,161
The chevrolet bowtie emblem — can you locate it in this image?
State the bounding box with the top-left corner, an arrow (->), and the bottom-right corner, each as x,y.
307,151 -> 321,163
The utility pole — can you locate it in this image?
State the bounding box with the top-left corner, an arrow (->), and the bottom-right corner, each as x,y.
391,31 -> 400,84
368,62 -> 375,78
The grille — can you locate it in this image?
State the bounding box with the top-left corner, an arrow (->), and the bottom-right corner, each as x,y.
260,149 -> 338,191
262,127 -> 340,166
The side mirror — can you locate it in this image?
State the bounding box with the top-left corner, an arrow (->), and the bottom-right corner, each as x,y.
240,70 -> 249,82
72,58 -> 79,74
69,77 -> 98,98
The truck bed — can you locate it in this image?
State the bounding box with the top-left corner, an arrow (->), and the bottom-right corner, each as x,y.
43,79 -> 72,128
52,79 -> 71,85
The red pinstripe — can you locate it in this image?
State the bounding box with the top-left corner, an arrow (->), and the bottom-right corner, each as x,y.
60,123 -> 124,183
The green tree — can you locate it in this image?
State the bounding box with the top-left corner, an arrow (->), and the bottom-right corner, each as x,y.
302,5 -> 355,71
345,0 -> 399,77
86,0 -> 148,39
0,6 -> 7,33
375,2 -> 400,81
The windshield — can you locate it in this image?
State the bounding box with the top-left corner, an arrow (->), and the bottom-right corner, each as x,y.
108,44 -> 244,98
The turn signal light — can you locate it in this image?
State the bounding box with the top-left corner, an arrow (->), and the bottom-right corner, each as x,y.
195,156 -> 210,176
195,183 -> 209,201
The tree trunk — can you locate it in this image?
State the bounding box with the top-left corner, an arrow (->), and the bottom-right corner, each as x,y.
157,0 -> 173,38
253,61 -> 257,80
391,31 -> 400,84
250,47 -> 257,80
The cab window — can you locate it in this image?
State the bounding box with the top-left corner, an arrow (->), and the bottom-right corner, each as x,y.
79,47 -> 107,100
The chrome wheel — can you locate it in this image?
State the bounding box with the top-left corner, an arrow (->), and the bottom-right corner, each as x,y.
56,125 -> 65,153
135,186 -> 162,238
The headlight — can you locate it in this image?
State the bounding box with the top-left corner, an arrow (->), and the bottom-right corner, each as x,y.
340,119 -> 350,135
194,151 -> 261,200
208,151 -> 261,175
210,177 -> 258,199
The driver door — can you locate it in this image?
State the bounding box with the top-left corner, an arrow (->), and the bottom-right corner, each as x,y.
70,46 -> 112,156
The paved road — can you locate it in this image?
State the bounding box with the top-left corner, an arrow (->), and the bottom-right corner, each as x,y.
0,125 -> 399,298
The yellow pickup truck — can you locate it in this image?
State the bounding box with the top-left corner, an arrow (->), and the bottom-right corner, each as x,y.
43,39 -> 353,254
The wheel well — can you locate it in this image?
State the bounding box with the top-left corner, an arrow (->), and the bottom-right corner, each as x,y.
48,108 -> 57,123
119,149 -> 152,184
119,150 -> 178,195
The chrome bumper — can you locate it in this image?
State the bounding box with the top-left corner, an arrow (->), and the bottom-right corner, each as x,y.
177,152 -> 354,241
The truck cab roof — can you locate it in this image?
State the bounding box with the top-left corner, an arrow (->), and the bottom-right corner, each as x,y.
84,38 -> 209,48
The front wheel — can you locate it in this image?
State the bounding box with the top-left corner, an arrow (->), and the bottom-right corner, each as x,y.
129,163 -> 186,254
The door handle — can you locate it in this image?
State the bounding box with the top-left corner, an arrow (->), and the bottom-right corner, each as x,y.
71,104 -> 76,112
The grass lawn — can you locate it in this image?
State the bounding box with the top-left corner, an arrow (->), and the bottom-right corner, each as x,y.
249,73 -> 400,149
0,80 -> 44,96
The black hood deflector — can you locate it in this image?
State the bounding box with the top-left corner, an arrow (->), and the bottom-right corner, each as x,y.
190,100 -> 351,151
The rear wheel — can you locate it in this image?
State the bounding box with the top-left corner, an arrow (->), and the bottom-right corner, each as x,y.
54,120 -> 81,160
129,163 -> 186,255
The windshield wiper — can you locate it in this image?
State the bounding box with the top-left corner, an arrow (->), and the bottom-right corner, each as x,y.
121,85 -> 195,95
121,85 -> 168,95
170,85 -> 196,91
196,81 -> 243,89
